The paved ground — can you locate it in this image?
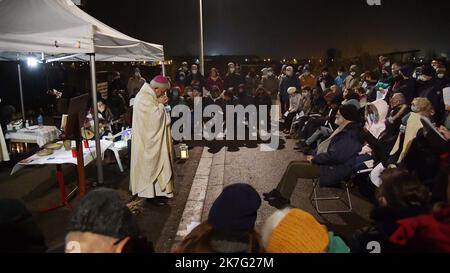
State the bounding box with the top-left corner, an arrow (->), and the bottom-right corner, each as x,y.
1,132 -> 375,252
0,144 -> 203,252
176,136 -> 375,245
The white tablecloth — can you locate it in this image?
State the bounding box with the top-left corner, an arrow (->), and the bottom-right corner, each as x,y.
5,126 -> 61,147
11,140 -> 113,175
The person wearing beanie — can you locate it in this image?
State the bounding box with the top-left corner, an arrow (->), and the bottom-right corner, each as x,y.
343,65 -> 361,91
283,87 -> 302,134
264,104 -> 363,207
175,183 -> 264,253
130,75 -> 174,205
261,207 -> 349,253
65,188 -> 153,253
280,66 -> 301,115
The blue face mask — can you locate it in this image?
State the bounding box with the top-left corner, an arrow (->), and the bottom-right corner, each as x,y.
411,105 -> 417,112
368,113 -> 377,123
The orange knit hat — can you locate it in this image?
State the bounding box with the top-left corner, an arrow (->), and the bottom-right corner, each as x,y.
266,208 -> 329,253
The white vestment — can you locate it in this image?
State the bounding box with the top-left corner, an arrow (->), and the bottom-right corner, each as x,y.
130,83 -> 174,198
0,126 -> 9,162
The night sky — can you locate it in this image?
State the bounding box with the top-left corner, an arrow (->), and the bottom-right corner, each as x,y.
85,0 -> 450,58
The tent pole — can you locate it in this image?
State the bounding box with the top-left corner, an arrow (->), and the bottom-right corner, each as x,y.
89,54 -> 104,185
17,63 -> 26,122
162,62 -> 166,77
199,0 -> 205,76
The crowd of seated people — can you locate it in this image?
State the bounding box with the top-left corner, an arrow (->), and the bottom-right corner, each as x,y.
1,57 -> 449,254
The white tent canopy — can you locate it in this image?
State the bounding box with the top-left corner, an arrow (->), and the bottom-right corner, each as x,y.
0,0 -> 164,62
0,0 -> 165,185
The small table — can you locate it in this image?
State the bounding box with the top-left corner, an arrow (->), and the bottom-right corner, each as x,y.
5,126 -> 61,147
11,140 -> 113,212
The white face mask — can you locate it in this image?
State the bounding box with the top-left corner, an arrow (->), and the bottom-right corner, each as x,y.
286,71 -> 293,77
134,72 -> 140,77
338,72 -> 343,76
350,72 -> 356,76
267,72 -> 273,76
385,62 -> 391,67
187,91 -> 193,97
304,71 -> 310,76
229,68 -> 235,73
437,73 -> 445,79
192,70 -> 198,75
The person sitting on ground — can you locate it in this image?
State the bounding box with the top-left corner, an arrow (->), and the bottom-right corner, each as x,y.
261,207 -> 349,253
264,104 -> 364,208
174,183 -> 264,253
0,199 -> 47,253
65,188 -> 154,253
350,168 -> 431,253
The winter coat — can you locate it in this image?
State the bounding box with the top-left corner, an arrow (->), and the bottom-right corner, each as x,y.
350,206 -> 430,253
343,75 -> 360,91
299,73 -> 317,89
262,75 -> 280,99
280,76 -> 301,102
389,207 -> 450,253
206,77 -> 224,92
317,74 -> 335,92
237,92 -> 254,107
417,79 -> 445,121
392,78 -> 416,105
288,93 -> 302,113
245,74 -> 260,95
335,74 -> 348,90
224,73 -> 245,91
312,122 -> 364,186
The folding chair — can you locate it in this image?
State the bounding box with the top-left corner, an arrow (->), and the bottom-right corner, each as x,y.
310,178 -> 353,214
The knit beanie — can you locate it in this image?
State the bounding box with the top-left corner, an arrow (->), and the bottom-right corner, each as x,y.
339,104 -> 360,122
287,87 -> 297,95
208,183 -> 261,232
263,208 -> 329,253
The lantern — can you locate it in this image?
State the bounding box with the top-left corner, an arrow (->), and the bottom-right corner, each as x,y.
179,144 -> 189,160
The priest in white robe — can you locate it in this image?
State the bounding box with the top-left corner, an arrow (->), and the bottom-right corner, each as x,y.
130,75 -> 174,203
